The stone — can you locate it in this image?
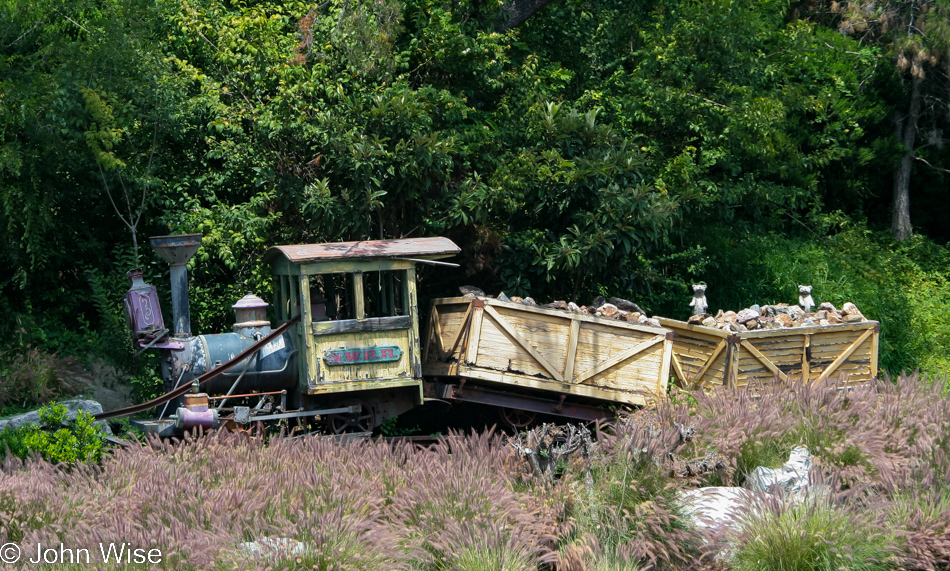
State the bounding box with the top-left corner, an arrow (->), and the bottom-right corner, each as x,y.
0,399 -> 112,435
737,322 -> 748,331
552,300 -> 569,311
590,295 -> 607,309
688,313 -> 706,324
610,297 -> 645,314
240,537 -> 307,559
745,319 -> 760,330
568,301 -> 582,313
818,301 -> 837,312
510,296 -> 524,303
826,314 -> 842,324
497,291 -> 511,302
765,319 -> 783,330
715,309 -> 724,319
721,310 -> 738,323
702,317 -> 718,327
736,308 -> 760,324
637,314 -> 650,324
645,318 -> 661,328
750,304 -> 761,313
598,303 -> 620,319
680,487 -> 758,531
743,446 -> 813,495
618,310 -> 630,320
843,313 -> 865,323
459,285 -> 484,297
787,305 -> 805,321
819,319 -> 830,326
814,310 -> 827,320
775,314 -> 794,328
802,318 -> 816,326
523,297 -> 537,306
841,302 -> 860,315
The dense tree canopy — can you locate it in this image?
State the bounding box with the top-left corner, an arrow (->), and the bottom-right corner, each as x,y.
2,0 -> 950,373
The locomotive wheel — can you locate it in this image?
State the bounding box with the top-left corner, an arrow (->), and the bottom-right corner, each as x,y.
327,399 -> 376,434
500,407 -> 537,430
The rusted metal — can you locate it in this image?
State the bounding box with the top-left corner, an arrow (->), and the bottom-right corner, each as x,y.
208,390 -> 288,400
265,237 -> 460,263
232,293 -> 270,330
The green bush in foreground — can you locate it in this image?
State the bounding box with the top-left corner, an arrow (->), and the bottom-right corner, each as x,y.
0,403 -> 105,464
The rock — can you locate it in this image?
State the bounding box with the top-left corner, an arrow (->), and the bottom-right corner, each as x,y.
645,318 -> 661,328
721,311 -> 738,323
765,319 -> 783,330
750,304 -> 761,312
497,291 -> 511,302
819,319 -> 830,326
775,314 -> 794,328
843,313 -> 865,323
818,301 -> 837,312
787,305 -> 805,321
239,537 -> 307,559
715,309 -> 724,319
618,310 -> 630,320
802,318 -> 816,326
736,308 -> 760,324
551,300 -> 569,311
609,297 -> 645,315
510,296 -> 524,303
627,312 -> 643,322
745,319 -> 760,330
826,314 -> 842,324
0,399 -> 112,435
680,487 -> 758,531
523,297 -> 537,306
637,314 -> 650,324
702,317 -> 718,328
459,285 -> 484,297
743,446 -> 813,495
598,303 -> 620,319
567,301 -> 582,313
737,322 -> 748,332
688,313 -> 706,324
841,302 -> 860,315
590,295 -> 607,309
814,310 -> 827,320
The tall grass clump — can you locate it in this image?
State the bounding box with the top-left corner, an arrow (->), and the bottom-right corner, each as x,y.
0,347 -> 83,415
548,418 -> 701,570
729,491 -> 894,571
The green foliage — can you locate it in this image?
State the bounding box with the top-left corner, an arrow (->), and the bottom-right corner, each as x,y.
0,404 -> 106,464
730,496 -> 894,571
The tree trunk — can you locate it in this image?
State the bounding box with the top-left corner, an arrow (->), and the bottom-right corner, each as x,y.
892,77 -> 922,242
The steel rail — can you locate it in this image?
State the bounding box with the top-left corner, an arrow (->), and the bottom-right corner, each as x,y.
95,316 -> 300,421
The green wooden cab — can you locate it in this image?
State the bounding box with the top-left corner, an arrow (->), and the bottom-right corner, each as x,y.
264,237 -> 459,431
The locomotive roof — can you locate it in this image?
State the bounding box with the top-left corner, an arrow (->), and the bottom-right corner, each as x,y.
265,237 -> 460,264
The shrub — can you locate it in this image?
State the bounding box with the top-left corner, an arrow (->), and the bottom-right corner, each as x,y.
0,403 -> 105,464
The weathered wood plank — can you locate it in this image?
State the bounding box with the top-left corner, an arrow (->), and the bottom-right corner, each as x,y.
691,339 -> 727,388
444,304 -> 473,360
482,305 -> 564,381
739,340 -> 789,382
575,335 -> 665,384
816,328 -> 874,383
565,319 -> 580,380
312,316 -> 412,335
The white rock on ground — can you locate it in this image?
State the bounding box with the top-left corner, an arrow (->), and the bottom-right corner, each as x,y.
679,487 -> 759,531
743,446 -> 812,494
0,399 -> 112,435
239,537 -> 307,559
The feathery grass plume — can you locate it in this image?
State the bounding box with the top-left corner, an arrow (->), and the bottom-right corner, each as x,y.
728,487 -> 896,571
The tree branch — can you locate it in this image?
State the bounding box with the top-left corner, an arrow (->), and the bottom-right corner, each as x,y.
914,155 -> 950,174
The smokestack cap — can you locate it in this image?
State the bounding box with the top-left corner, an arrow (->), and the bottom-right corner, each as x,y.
149,234 -> 203,266
233,293 -> 271,332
